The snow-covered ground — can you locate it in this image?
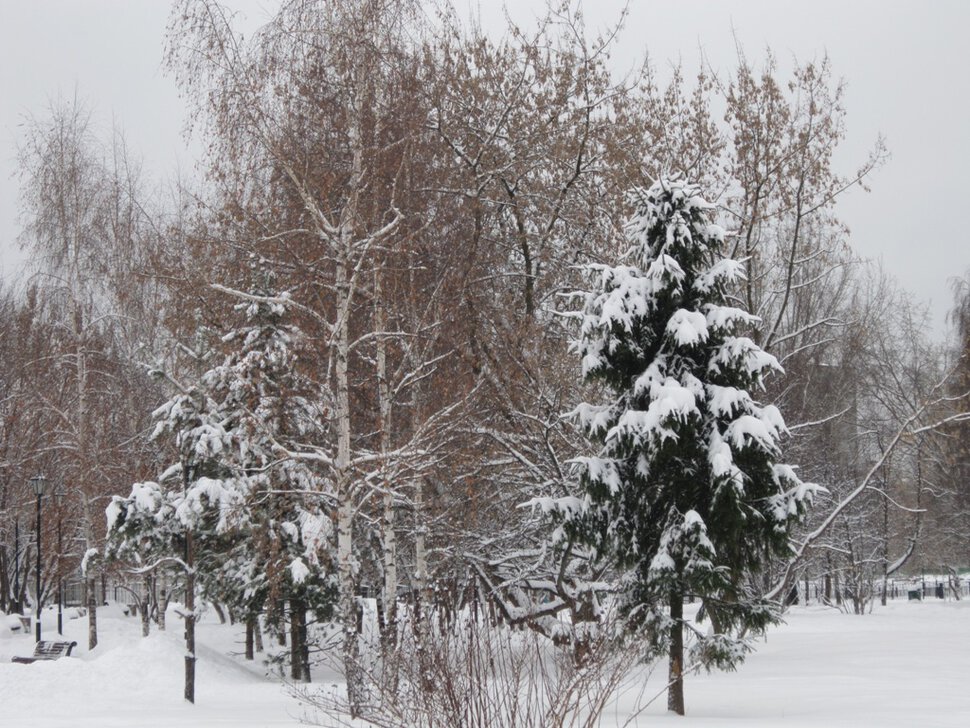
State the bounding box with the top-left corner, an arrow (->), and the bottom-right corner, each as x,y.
0,604 -> 312,727
622,598 -> 970,727
1,599 -> 968,727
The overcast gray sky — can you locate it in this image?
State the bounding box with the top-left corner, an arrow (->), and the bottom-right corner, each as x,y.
1,0 -> 967,337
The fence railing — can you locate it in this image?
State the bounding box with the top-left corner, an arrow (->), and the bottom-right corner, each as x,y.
58,577 -> 182,608
792,577 -> 970,605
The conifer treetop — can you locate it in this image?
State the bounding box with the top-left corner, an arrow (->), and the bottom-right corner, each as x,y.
563,176 -> 817,675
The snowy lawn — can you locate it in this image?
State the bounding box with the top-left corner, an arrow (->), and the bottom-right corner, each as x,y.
1,599 -> 968,727
0,603 -> 314,727
618,599 -> 970,727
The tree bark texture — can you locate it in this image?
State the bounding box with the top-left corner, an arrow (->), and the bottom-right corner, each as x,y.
184,533 -> 196,704
668,589 -> 685,716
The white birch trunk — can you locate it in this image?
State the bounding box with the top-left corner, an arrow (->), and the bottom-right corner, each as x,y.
334,72 -> 374,715
375,270 -> 398,643
414,475 -> 427,611
411,372 -> 430,621
75,301 -> 98,651
335,256 -> 360,711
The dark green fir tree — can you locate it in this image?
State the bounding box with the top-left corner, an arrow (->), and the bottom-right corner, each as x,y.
567,178 -> 816,715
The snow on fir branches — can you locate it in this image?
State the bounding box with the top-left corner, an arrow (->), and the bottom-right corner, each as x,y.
106,275 -> 336,687
564,178 -> 818,715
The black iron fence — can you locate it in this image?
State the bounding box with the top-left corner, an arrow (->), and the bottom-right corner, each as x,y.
793,576 -> 970,605
58,576 -> 182,609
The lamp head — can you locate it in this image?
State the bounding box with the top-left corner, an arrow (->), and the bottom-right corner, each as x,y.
29,474 -> 47,497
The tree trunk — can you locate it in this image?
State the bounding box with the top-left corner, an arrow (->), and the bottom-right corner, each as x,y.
246,617 -> 255,661
289,601 -> 300,681
157,589 -> 168,631
299,604 -> 310,682
141,575 -> 151,638
414,477 -> 427,622
881,471 -> 890,607
667,589 -> 685,716
338,490 -> 360,709
0,547 -> 9,614
138,573 -> 152,637
289,597 -> 307,682
254,617 -> 264,653
184,533 -> 196,704
375,269 -> 398,649
336,240 -> 362,715
86,576 -> 98,650
11,519 -> 20,614
76,306 -> 98,652
18,555 -> 30,612
824,555 -> 832,604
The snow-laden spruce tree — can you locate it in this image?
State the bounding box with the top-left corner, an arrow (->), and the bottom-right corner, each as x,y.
105,378 -> 237,703
107,275 -> 336,690
201,283 -> 336,682
567,178 -> 816,715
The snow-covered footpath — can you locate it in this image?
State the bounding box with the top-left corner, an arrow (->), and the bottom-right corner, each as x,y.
1,599 -> 968,727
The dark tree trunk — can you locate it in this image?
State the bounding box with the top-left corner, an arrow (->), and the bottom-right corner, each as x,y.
184,534 -> 196,704
277,602 -> 287,646
246,617 -> 255,661
87,577 -> 98,650
0,548 -> 9,614
290,600 -> 301,681
668,589 -> 685,716
289,597 -> 309,682
254,617 -> 264,653
299,607 -> 310,682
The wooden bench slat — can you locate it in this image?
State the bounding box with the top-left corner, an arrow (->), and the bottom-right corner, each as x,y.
11,640 -> 77,664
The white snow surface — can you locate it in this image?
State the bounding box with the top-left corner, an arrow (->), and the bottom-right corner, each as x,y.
2,599 -> 969,726
289,557 -> 310,584
666,308 -> 709,346
0,603 -> 316,727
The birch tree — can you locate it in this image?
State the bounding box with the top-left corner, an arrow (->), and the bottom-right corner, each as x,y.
16,97 -> 161,649
166,0 -> 461,710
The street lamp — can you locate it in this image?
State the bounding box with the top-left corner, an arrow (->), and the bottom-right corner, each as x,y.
54,485 -> 65,636
29,474 -> 47,643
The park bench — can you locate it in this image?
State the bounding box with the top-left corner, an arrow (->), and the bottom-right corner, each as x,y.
11,640 -> 78,664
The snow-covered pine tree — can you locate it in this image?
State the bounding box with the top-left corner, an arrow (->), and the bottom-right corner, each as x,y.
105,380 -> 239,704
107,273 -> 336,687
568,178 -> 816,715
203,278 -> 336,682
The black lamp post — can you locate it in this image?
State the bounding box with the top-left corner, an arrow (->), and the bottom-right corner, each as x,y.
54,485 -> 64,636
30,474 -> 47,642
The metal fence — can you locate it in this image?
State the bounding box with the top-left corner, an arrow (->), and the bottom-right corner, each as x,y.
59,576 -> 182,608
793,577 -> 970,605
880,579 -> 970,600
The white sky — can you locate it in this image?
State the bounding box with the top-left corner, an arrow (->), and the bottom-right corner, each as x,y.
1,0 -> 968,336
